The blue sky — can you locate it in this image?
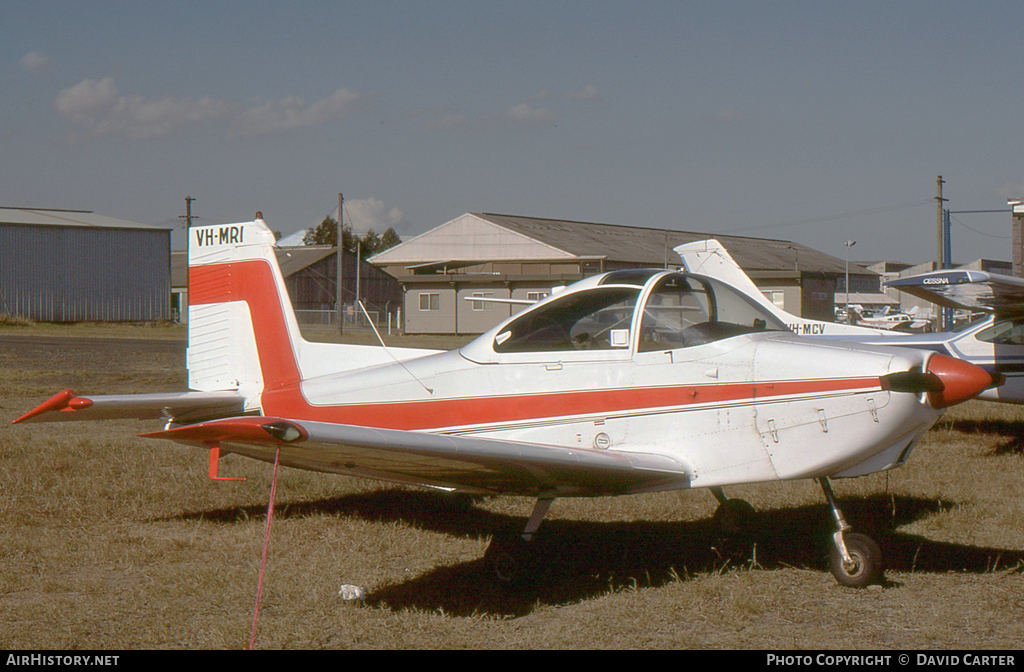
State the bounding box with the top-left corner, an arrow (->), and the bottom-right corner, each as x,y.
2,1 -> 1022,263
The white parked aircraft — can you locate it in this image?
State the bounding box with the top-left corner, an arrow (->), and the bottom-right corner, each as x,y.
848,305 -> 930,332
13,219 -> 997,588
676,239 -> 1023,404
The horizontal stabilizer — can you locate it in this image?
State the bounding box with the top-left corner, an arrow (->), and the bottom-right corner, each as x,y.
12,389 -> 245,425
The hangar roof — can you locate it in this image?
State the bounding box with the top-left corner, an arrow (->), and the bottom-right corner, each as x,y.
0,206 -> 170,231
370,212 -> 872,278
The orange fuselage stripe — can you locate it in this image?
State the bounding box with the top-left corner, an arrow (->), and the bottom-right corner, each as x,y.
192,260 -> 881,431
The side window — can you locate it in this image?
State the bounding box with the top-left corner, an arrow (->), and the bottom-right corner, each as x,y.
976,318 -> 1024,346
639,277 -> 712,351
471,292 -> 494,311
494,287 -> 639,353
419,293 -> 440,311
639,274 -> 785,351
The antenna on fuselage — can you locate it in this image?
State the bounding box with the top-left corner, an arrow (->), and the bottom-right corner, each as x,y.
357,300 -> 434,395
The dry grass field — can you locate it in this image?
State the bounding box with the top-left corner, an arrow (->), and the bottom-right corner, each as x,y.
1,323 -> 1022,649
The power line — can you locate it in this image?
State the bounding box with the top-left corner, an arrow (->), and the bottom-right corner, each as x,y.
725,198 -> 934,234
948,214 -> 1012,239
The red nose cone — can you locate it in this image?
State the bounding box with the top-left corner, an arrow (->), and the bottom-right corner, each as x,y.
926,354 -> 996,409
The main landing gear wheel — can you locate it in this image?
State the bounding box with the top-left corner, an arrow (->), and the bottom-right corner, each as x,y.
829,532 -> 883,588
484,496 -> 554,587
709,488 -> 756,561
484,536 -> 533,585
713,497 -> 756,537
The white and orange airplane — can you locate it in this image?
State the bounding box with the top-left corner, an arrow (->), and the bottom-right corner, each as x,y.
13,218 -> 998,588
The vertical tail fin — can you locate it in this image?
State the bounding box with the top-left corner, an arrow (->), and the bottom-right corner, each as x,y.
187,217 -> 304,410
674,238 -> 895,337
187,215 -> 442,416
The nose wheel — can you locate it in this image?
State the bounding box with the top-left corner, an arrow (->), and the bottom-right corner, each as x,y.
818,477 -> 884,588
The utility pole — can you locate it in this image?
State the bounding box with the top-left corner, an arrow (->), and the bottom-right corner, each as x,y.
180,196 -> 196,327
844,240 -> 856,324
337,193 -> 344,335
935,176 -> 947,267
935,176 -> 949,331
184,196 -> 195,228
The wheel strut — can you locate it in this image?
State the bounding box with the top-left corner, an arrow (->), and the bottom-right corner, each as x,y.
521,496 -> 554,542
818,477 -> 883,588
817,477 -> 854,569
485,495 -> 555,585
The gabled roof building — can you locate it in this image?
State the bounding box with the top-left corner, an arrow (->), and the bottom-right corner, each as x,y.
371,212 -> 877,335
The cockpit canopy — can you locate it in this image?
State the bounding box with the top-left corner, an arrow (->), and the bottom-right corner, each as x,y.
470,270 -> 789,359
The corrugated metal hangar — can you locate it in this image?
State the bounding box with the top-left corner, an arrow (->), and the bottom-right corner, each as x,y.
370,212 -> 875,335
0,207 -> 171,322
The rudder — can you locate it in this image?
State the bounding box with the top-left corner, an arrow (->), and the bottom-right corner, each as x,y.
187,216 -> 304,410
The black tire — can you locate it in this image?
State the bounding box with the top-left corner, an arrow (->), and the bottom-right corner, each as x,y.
713,498 -> 756,536
830,532 -> 883,588
711,498 -> 756,561
484,536 -> 533,586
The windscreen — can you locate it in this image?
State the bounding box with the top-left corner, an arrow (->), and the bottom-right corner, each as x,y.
494,287 -> 640,353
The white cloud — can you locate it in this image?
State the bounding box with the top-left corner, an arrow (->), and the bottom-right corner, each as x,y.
227,87 -> 359,138
55,77 -> 228,141
504,103 -> 559,123
419,86 -> 595,131
421,101 -> 560,131
54,77 -> 359,142
21,51 -> 52,74
419,112 -> 469,132
563,85 -> 599,101
345,197 -> 411,234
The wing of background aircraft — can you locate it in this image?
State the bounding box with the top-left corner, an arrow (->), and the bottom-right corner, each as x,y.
886,269 -> 1024,317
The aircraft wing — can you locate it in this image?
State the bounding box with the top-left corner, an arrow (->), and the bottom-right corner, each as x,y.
12,389 -> 246,425
140,416 -> 691,498
886,270 -> 1024,317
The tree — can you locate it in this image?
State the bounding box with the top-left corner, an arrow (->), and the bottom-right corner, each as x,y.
302,217 -> 401,254
303,217 -> 355,250
379,227 -> 401,252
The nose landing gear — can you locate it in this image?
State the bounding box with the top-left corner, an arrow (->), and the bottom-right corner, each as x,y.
818,477 -> 884,588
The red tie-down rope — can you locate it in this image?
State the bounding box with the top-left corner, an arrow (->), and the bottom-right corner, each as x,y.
249,447 -> 281,650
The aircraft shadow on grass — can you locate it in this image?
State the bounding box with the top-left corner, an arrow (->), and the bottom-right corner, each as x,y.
941,416 -> 1024,456
165,488 -> 1024,618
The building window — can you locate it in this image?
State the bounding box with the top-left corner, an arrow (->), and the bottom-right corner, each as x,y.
763,290 -> 785,309
526,291 -> 549,303
471,292 -> 495,311
419,293 -> 440,311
